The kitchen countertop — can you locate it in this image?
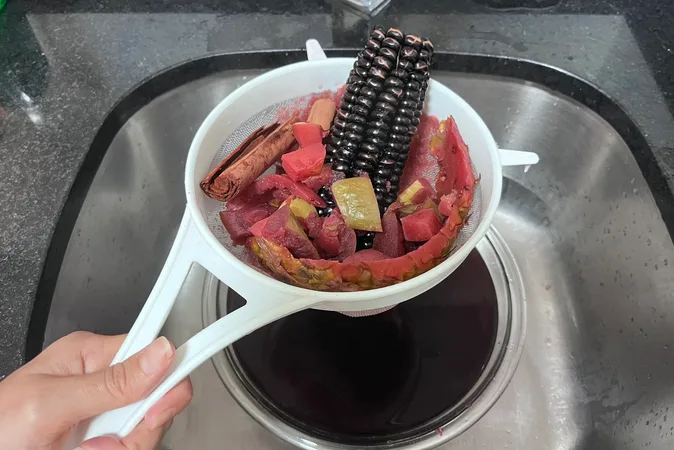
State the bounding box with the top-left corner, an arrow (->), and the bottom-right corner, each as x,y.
1,0 -> 673,378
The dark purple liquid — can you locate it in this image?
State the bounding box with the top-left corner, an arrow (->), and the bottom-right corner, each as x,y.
228,250 -> 497,444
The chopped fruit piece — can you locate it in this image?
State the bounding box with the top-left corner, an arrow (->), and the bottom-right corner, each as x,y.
429,123 -> 445,158
280,197 -> 318,219
292,122 -> 324,147
256,205 -> 319,259
303,212 -> 324,239
281,143 -> 326,182
439,191 -> 464,230
343,249 -> 388,264
398,203 -> 415,217
250,216 -> 270,237
280,198 -> 323,238
301,164 -> 340,191
248,197 -> 463,291
219,204 -> 276,245
448,117 -> 476,215
260,174 -> 326,207
399,198 -> 441,219
315,211 -> 357,260
431,116 -> 476,215
397,178 -> 435,205
228,174 -> 325,209
400,115 -> 441,192
307,99 -> 336,132
401,208 -> 443,242
439,191 -> 461,221
373,203 -> 405,258
420,198 -> 442,218
331,177 -> 383,232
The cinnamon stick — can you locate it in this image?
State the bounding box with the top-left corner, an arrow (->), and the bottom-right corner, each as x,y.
200,115 -> 299,202
201,124 -> 277,186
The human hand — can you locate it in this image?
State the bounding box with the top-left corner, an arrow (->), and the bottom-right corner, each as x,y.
0,331 -> 192,450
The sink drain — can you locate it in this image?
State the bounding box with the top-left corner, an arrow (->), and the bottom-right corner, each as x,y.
204,228 -> 526,449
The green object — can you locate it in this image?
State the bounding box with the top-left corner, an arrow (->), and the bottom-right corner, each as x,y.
0,0 -> 6,11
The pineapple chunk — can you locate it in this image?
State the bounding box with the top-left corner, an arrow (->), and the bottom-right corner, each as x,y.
280,197 -> 318,219
399,198 -> 441,219
331,178 -> 383,232
397,179 -> 434,205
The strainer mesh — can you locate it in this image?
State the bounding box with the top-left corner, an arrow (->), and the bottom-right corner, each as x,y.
204,93 -> 482,316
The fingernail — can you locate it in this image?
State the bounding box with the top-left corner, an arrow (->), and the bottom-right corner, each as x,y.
147,407 -> 177,430
76,435 -> 124,450
139,337 -> 174,375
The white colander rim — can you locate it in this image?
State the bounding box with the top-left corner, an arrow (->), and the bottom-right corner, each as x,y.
184,57 -> 503,305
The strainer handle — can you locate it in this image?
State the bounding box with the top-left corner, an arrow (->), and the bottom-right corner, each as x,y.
498,149 -> 539,167
109,208 -> 284,364
107,209 -> 196,365
69,208 -> 317,444
79,288 -> 314,442
306,38 -> 327,61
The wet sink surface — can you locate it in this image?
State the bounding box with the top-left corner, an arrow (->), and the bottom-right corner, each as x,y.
38,54 -> 674,449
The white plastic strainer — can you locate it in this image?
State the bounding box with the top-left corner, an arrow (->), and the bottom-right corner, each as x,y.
71,40 -> 538,445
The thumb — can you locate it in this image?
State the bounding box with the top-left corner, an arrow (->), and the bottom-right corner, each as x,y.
76,436 -> 127,450
55,336 -> 175,423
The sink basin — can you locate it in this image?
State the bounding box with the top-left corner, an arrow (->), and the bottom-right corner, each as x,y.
30,52 -> 674,449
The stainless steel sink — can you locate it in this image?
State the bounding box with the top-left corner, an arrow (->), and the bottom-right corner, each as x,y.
35,54 -> 674,449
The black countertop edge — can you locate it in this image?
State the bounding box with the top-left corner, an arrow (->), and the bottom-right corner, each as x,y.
26,49 -> 674,361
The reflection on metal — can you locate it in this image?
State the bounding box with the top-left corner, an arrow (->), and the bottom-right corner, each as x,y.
332,0 -> 391,17
46,67 -> 674,449
208,230 -> 526,450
